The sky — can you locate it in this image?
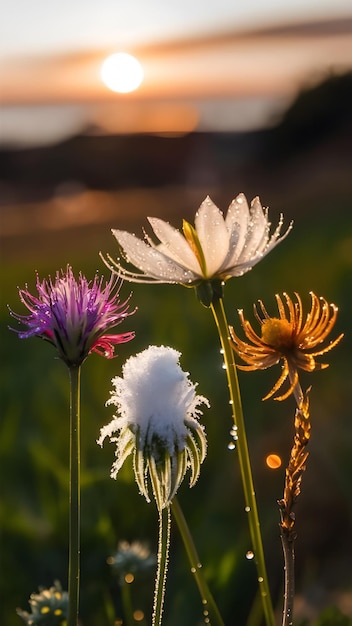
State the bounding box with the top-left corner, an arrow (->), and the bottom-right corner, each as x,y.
1,0 -> 352,144
1,0 -> 351,58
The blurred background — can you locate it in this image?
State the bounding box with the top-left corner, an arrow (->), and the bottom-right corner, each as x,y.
1,1 -> 352,625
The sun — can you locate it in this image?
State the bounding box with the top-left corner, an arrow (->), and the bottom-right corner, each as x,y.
100,52 -> 144,94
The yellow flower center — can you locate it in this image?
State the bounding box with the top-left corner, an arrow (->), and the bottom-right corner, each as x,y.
261,318 -> 293,350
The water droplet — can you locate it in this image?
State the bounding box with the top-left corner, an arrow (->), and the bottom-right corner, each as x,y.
229,399 -> 233,405
228,442 -> 236,450
202,599 -> 208,605
219,348 -> 224,354
258,576 -> 264,583
197,562 -> 202,569
222,363 -> 227,369
191,567 -> 196,573
246,551 -> 254,560
245,506 -> 251,512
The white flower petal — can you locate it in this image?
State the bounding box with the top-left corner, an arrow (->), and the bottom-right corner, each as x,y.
265,213 -> 293,253
221,193 -> 250,269
194,197 -> 230,277
111,229 -> 197,283
224,217 -> 292,277
239,197 -> 268,261
147,217 -> 202,274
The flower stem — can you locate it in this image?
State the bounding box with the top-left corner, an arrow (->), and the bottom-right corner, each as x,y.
210,296 -> 276,626
279,383 -> 309,626
152,505 -> 171,626
171,497 -> 225,626
279,529 -> 295,626
68,365 -> 81,626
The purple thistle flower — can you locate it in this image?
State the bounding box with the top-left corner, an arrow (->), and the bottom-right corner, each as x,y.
9,266 -> 136,366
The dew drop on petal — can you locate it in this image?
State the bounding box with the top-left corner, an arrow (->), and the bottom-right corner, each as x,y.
246,550 -> 254,560
228,441 -> 236,450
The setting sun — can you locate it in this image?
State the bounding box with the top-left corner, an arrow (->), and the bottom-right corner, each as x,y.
100,52 -> 144,93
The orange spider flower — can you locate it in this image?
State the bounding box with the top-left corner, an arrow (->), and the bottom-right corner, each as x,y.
229,292 -> 343,402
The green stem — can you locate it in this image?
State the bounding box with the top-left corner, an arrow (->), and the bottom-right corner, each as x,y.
171,497 -> 225,626
152,506 -> 171,626
68,365 -> 81,626
210,297 -> 276,626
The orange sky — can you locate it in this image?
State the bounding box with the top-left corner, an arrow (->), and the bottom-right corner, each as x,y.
2,20 -> 352,104
1,18 -> 352,142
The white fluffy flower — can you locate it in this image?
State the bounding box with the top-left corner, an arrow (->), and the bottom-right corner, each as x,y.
103,194 -> 292,286
98,345 -> 209,510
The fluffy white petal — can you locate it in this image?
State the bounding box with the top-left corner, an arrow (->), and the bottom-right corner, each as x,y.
194,197 -> 230,277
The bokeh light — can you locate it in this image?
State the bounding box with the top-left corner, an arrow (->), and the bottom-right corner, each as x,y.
266,454 -> 282,469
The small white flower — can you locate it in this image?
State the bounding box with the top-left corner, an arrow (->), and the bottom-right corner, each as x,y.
103,194 -> 292,286
98,345 -> 209,510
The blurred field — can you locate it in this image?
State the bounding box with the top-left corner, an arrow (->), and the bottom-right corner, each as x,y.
1,75 -> 352,625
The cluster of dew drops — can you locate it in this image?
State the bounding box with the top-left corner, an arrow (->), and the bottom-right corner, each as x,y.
221,359 -> 265,587
190,562 -> 211,624
227,423 -> 238,450
218,348 -> 239,452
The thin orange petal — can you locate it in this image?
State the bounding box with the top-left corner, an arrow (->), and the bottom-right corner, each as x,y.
262,361 -> 290,400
